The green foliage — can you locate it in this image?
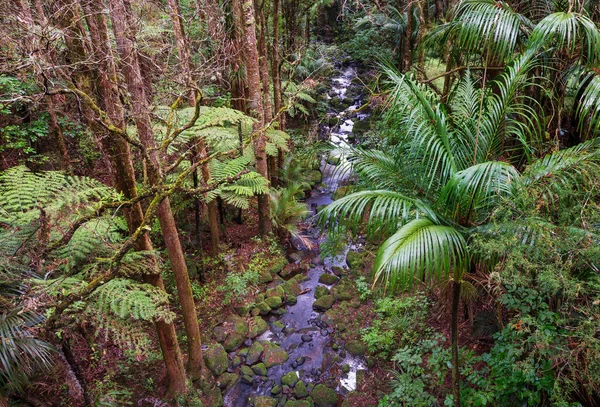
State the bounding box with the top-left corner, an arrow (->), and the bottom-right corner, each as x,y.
0,308 -> 54,392
269,184 -> 310,239
217,253 -> 269,304
355,276 -> 372,301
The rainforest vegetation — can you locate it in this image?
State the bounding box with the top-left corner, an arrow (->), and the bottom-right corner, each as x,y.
1,0 -> 600,406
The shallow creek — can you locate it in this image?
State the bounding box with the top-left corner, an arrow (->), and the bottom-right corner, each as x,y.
223,63 -> 367,407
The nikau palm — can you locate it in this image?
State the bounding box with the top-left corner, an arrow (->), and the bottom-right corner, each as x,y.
319,50 -> 600,404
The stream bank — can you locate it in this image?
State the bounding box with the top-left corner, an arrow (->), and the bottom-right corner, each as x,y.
199,62 -> 374,407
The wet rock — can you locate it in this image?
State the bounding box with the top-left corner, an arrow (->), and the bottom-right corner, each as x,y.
271,385 -> 282,395
246,341 -> 264,365
262,342 -> 289,368
252,362 -> 268,376
311,384 -> 338,407
281,371 -> 299,387
326,155 -> 341,166
238,348 -> 249,358
272,308 -> 287,316
269,257 -> 289,274
204,386 -> 223,407
293,381 -> 309,399
286,295 -> 297,305
216,372 -> 239,391
265,296 -> 283,309
313,295 -> 335,312
241,375 -> 254,385
212,325 -> 228,343
340,392 -> 362,407
288,252 -> 302,262
203,344 -> 228,376
231,356 -> 242,368
241,365 -> 255,378
280,263 -> 308,280
256,301 -> 272,316
223,333 -> 245,352
254,396 -> 277,407
332,281 -> 353,301
314,285 -> 330,299
318,274 -> 339,285
301,334 -> 313,343
345,251 -> 361,270
341,364 -> 350,374
331,266 -> 345,277
332,186 -> 349,201
266,285 -> 285,298
259,269 -> 274,284
249,316 -> 268,339
282,278 -> 302,296
306,169 -> 323,185
346,340 -> 367,357
284,401 -> 312,407
244,339 -> 253,347
321,310 -> 335,326
283,326 -> 296,335
295,356 -> 306,367
234,303 -> 252,317
272,321 -> 285,332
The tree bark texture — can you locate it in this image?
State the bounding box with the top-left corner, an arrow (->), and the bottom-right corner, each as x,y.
106,0 -> 205,379
166,0 -> 195,105
239,0 -> 272,236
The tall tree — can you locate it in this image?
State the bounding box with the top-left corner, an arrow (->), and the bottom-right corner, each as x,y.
166,0 -> 195,105
238,0 -> 272,235
106,0 -> 205,379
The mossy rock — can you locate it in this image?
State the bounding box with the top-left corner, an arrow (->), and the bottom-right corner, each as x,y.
212,325 -> 228,343
216,372 -> 239,391
241,374 -> 254,385
326,155 -> 341,166
331,266 -> 345,277
332,186 -> 349,201
311,384 -> 338,407
293,381 -> 309,399
271,385 -> 282,395
346,340 -> 367,357
284,401 -> 312,407
261,342 -> 289,368
345,250 -> 362,270
321,310 -> 335,326
313,295 -> 335,312
204,386 -> 223,407
286,295 -> 298,305
256,301 -> 272,315
306,169 -> 323,185
238,348 -> 249,358
264,296 -> 283,309
280,263 -> 308,279
281,371 -> 299,387
314,285 -> 330,299
249,316 -> 268,339
282,278 -> 302,296
252,362 -> 268,376
352,117 -> 371,136
233,303 -> 252,317
241,365 -> 254,377
223,333 -> 245,352
332,282 -> 353,301
266,285 -> 285,298
268,256 -> 289,274
341,364 -> 350,374
254,396 -> 277,407
246,341 -> 264,365
203,344 -> 229,376
319,273 -> 339,285
258,269 -> 274,284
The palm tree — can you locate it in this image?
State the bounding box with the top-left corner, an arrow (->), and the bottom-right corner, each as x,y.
318,48 -> 600,404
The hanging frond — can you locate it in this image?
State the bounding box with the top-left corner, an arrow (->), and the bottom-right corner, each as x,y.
373,218 -> 468,292
0,308 -> 54,392
318,189 -> 438,238
270,185 -> 310,238
573,68 -> 600,137
440,161 -> 519,223
452,0 -> 532,63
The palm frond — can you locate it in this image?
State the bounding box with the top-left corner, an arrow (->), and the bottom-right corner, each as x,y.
373,218 -> 468,292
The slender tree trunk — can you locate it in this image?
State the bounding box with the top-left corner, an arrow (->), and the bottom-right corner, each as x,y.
75,0 -> 188,394
107,0 -> 204,379
238,0 -> 272,236
304,9 -> 310,47
416,0 -> 427,71
451,279 -> 461,407
47,95 -> 71,172
272,0 -> 286,173
404,2 -> 414,71
166,0 -> 195,105
198,141 -> 220,254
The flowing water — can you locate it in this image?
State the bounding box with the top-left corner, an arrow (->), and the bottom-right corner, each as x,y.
223,63 -> 367,406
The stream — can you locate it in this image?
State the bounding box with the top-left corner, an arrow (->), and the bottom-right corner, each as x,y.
222,62 -> 368,407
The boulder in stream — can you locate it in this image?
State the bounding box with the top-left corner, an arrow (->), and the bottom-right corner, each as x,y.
313,294 -> 335,311
245,341 -> 264,365
216,372 -> 239,391
293,380 -> 309,399
264,296 -> 283,309
261,342 -> 289,368
346,339 -> 368,357
254,396 -> 277,407
311,384 -> 338,407
281,371 -> 299,387
318,274 -> 339,285
314,285 -> 330,299
249,316 -> 268,338
203,344 -> 229,376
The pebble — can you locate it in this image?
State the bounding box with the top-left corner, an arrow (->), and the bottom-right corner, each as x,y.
244,339 -> 252,347
301,334 -> 313,342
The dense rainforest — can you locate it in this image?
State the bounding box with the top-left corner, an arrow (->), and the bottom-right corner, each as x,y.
1,0 -> 600,406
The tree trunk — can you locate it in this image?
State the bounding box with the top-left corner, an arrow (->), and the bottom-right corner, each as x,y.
75,0 -> 188,394
166,0 -> 195,105
451,279 -> 461,407
404,2 -> 414,71
107,0 -> 204,379
272,0 -> 286,171
238,0 -> 272,236
199,142 -> 221,254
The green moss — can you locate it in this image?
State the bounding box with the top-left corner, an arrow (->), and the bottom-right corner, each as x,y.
311,384 -> 337,407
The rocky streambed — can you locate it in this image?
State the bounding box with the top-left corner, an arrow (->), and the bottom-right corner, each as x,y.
201,63 -> 369,407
